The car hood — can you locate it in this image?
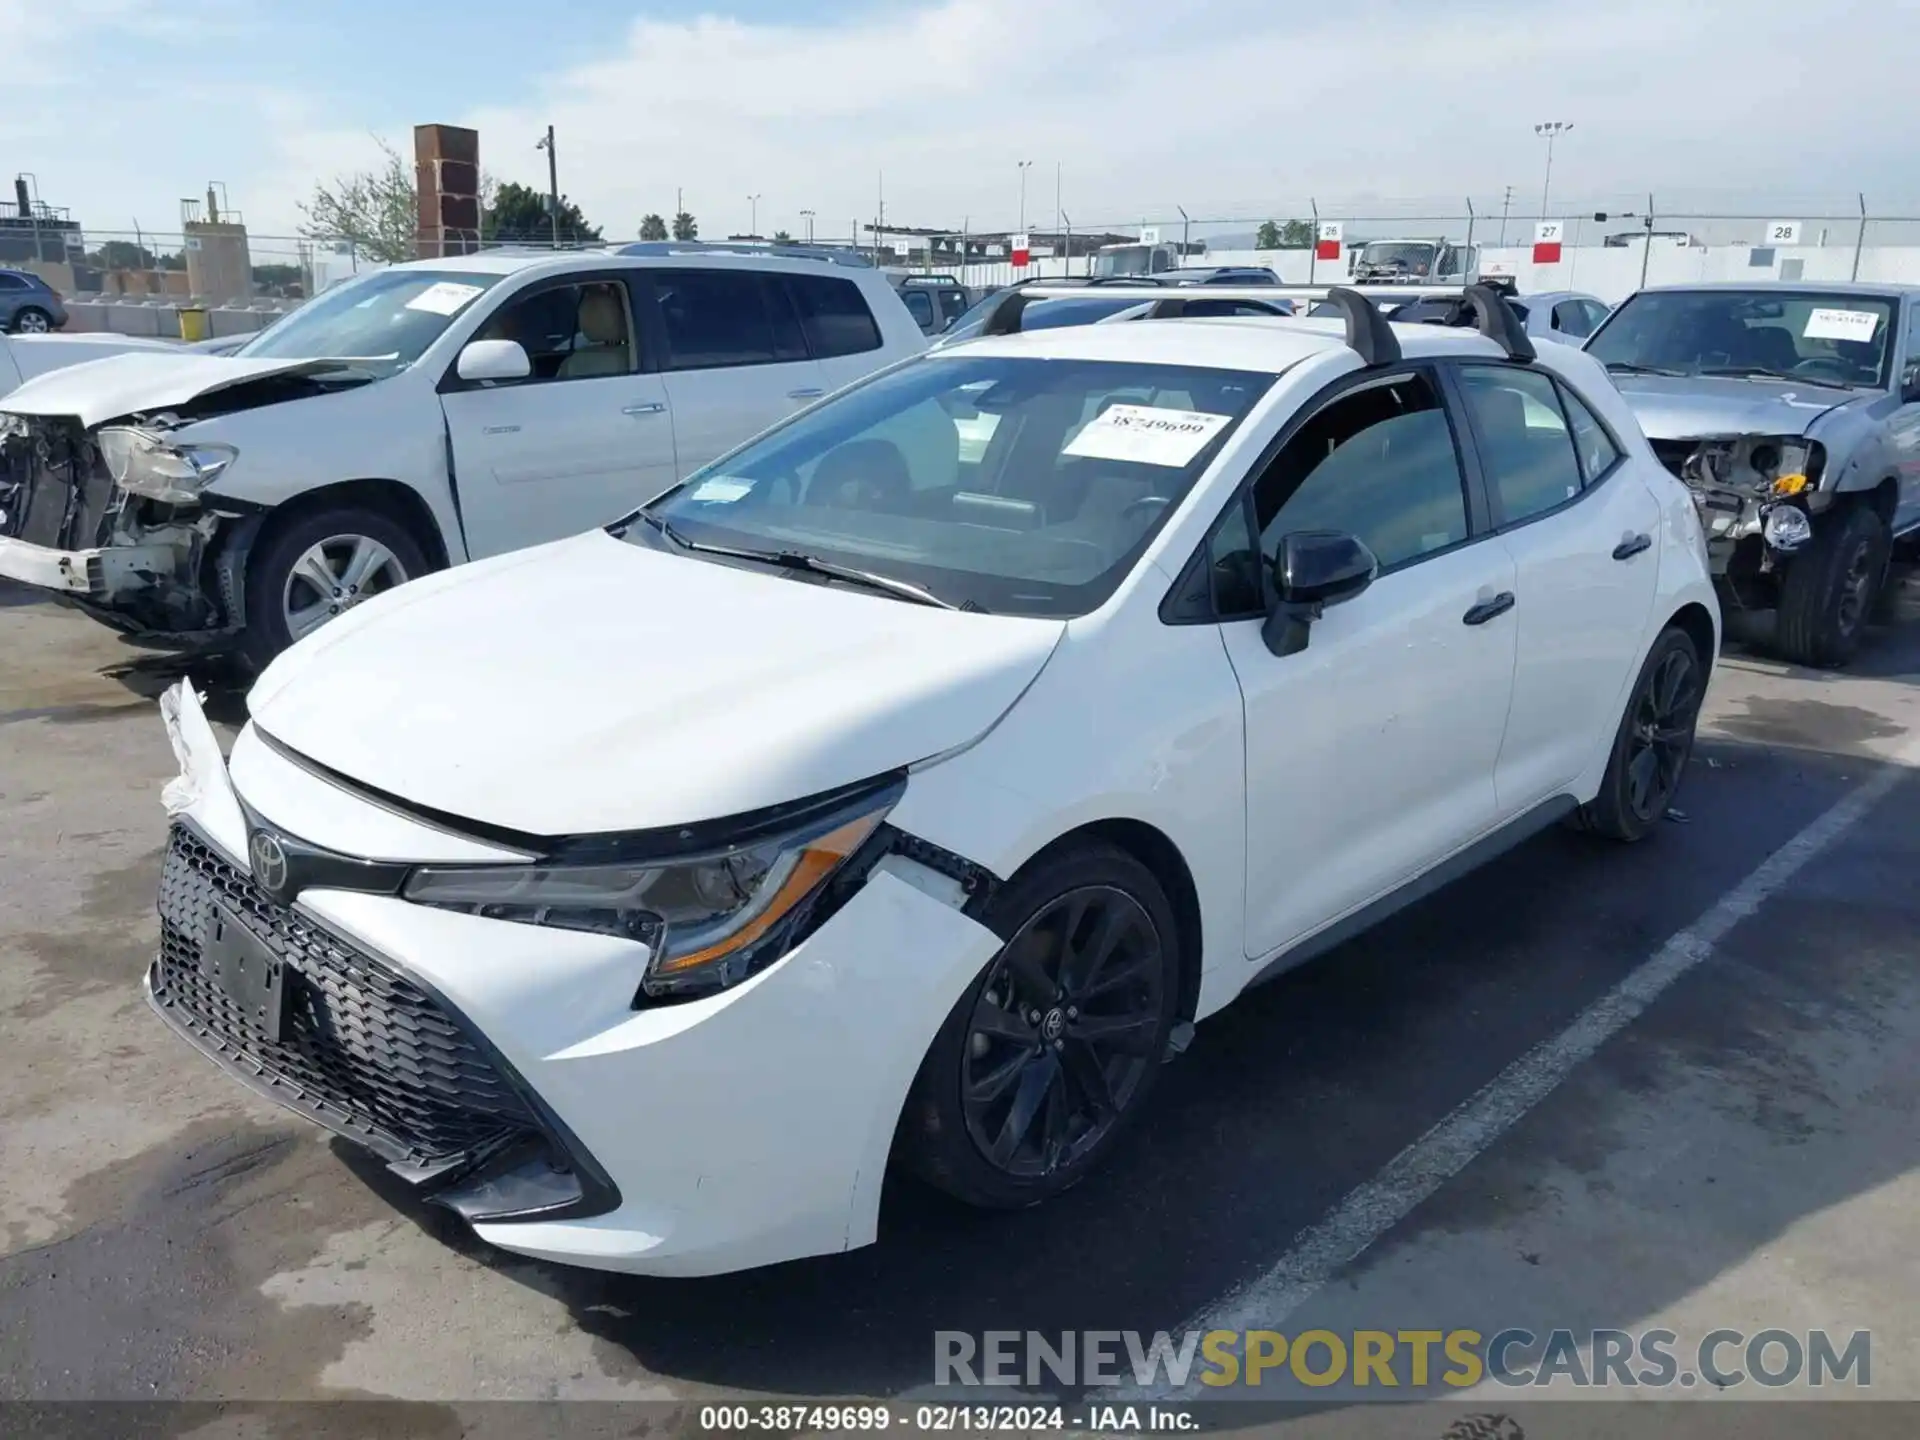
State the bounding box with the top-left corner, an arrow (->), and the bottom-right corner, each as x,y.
0,350 -> 350,428
1607,374 -> 1855,441
247,529 -> 1066,839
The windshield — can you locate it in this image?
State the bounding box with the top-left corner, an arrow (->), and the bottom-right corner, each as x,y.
939,293 -> 1148,345
629,355 -> 1273,617
1092,246 -> 1157,277
1587,290 -> 1896,388
1357,243 -> 1437,272
236,268 -> 506,377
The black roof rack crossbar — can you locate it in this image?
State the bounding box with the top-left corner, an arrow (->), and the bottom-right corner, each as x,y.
1320,287 -> 1400,367
1453,283 -> 1536,361
1144,296 -> 1292,319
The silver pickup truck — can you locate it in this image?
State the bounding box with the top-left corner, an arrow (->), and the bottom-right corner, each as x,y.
1586,283 -> 1920,667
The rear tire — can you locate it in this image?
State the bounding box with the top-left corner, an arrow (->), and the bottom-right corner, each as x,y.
898,842 -> 1181,1210
240,506 -> 428,669
1775,505 -> 1888,669
11,307 -> 53,334
1580,626 -> 1704,842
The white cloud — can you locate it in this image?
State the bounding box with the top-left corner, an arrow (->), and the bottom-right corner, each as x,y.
5,0 -> 1917,249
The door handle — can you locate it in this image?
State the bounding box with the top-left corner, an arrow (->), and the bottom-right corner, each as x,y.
1463,591 -> 1516,626
622,402 -> 667,416
1612,531 -> 1653,561
786,387 -> 825,400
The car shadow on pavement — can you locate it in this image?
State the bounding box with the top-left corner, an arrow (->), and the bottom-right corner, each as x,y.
97,650 -> 252,728
329,725 -> 1920,1405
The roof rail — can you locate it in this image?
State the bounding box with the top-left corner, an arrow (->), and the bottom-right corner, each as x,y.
970,281 -> 1533,363
613,240 -> 874,269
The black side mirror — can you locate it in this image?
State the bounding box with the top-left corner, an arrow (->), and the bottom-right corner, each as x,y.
1902,362 -> 1920,405
1261,530 -> 1379,657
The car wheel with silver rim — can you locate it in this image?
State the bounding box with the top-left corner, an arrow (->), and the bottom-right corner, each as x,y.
242,505 -> 431,668
898,840 -> 1182,1209
11,306 -> 53,334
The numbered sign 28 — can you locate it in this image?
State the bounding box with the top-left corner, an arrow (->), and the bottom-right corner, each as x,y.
1766,220 -> 1803,246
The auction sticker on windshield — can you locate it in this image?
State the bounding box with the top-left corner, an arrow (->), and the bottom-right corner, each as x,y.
1064,404 -> 1232,467
1803,307 -> 1879,342
405,281 -> 487,316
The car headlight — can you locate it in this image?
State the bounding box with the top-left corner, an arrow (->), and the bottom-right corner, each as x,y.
97,427 -> 237,504
401,796 -> 893,1001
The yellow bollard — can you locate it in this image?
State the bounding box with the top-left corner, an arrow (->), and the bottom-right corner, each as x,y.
176,306 -> 209,343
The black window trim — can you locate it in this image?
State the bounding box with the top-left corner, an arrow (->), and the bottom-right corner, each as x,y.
437,269 -> 648,394
1160,362 -> 1496,626
1445,359 -> 1628,535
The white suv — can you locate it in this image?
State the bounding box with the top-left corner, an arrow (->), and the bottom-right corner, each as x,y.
152,289 -> 1717,1276
0,247 -> 924,662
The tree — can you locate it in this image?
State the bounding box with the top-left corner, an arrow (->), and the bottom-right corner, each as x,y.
671,211 -> 698,241
638,213 -> 668,241
297,138 -> 419,264
485,180 -> 601,246
771,229 -> 793,244
1255,219 -> 1316,249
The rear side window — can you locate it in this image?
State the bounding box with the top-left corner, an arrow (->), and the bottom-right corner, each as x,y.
786,275 -> 882,358
1557,382 -> 1622,484
1457,366 -> 1585,524
0,274 -> 25,292
902,289 -> 936,328
937,288 -> 968,323
654,269 -> 780,370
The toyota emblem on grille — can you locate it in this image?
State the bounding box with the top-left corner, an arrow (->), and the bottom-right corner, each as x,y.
249,830 -> 291,898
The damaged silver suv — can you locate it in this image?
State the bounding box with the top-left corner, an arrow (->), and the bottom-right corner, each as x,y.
1586,283 -> 1920,667
0,248 -> 924,663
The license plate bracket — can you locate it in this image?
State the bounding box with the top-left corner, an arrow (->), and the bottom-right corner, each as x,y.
204,904 -> 290,1043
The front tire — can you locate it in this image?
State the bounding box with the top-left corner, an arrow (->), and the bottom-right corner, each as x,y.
11,306 -> 53,334
1775,505 -> 1888,669
898,842 -> 1182,1210
240,506 -> 428,668
1580,626 -> 1705,842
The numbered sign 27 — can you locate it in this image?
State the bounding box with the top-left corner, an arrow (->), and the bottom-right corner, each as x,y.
1533,221 -> 1563,265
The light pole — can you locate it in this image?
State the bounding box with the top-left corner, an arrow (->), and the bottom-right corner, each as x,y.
799,209 -> 815,244
1534,121 -> 1571,220
747,193 -> 761,237
535,126 -> 561,247
1017,159 -> 1033,236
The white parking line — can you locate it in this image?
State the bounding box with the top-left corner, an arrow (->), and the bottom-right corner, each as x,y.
1124,733 -> 1920,1401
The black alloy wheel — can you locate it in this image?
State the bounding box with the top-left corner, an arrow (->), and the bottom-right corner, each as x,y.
960,885 -> 1164,1180
898,842 -> 1181,1209
1623,644 -> 1701,826
1580,625 -> 1705,842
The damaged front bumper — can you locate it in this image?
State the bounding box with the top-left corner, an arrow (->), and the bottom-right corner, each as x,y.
1650,435 -> 1820,595
0,412 -> 242,639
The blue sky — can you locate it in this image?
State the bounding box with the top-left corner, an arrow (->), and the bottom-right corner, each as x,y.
4,0 -> 1915,250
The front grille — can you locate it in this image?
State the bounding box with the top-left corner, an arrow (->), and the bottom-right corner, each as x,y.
151,825 -> 540,1173
0,416 -> 120,549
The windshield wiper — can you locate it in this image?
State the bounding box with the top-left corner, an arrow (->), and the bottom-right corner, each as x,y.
1699,366 -> 1857,390
1603,361 -> 1689,377
633,510 -> 966,611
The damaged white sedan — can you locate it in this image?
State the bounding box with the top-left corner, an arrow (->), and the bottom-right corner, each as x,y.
0,247 -> 922,662
148,291 -> 1718,1275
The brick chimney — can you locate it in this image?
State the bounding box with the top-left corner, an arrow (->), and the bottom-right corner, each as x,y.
414,124 -> 481,259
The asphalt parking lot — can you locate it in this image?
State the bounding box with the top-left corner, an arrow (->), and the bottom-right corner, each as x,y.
5,573 -> 1920,1427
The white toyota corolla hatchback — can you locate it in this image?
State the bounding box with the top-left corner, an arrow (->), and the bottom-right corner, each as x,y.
152,289 -> 1718,1276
